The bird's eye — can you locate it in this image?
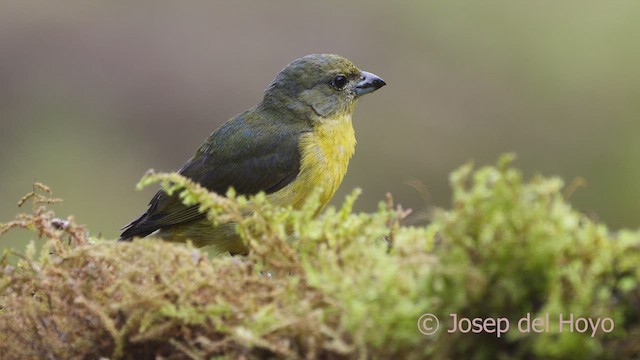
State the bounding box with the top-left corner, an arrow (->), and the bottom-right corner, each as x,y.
332,75 -> 348,90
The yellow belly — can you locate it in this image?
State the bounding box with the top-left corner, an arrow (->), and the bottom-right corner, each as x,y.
160,114 -> 356,255
268,114 -> 356,210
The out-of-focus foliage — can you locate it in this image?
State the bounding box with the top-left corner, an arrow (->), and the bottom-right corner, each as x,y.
1,157 -> 638,359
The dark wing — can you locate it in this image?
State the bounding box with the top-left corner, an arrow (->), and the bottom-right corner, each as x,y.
120,110 -> 308,240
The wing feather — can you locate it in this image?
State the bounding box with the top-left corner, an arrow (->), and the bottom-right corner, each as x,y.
120,110 -> 309,240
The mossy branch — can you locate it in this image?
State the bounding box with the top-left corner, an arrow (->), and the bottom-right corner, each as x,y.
1,156 -> 639,359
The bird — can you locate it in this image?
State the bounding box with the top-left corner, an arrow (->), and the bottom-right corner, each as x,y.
119,54 -> 386,255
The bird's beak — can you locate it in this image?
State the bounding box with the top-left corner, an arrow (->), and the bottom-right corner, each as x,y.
354,71 -> 386,97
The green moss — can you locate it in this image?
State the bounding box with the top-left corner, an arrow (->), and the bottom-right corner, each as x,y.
1,156 -> 639,359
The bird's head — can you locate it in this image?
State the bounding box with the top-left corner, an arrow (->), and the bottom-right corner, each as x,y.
263,54 -> 386,119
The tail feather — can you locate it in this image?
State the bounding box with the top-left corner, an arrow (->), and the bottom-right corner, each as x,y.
119,212 -> 155,241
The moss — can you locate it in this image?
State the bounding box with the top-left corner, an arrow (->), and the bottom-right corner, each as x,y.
1,156 -> 639,359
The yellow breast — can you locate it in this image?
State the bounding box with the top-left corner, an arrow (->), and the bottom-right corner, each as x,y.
268,114 -> 356,210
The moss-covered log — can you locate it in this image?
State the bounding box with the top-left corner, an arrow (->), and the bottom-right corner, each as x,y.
1,156 -> 638,359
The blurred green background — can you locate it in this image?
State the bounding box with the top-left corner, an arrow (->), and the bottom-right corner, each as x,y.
1,1 -> 639,250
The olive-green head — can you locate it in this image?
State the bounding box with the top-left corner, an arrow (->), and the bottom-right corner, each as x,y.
264,54 -> 386,119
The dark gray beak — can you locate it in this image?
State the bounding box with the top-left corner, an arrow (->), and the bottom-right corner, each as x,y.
354,71 -> 386,97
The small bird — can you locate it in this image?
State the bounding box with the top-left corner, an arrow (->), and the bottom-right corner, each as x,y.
120,54 -> 385,255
